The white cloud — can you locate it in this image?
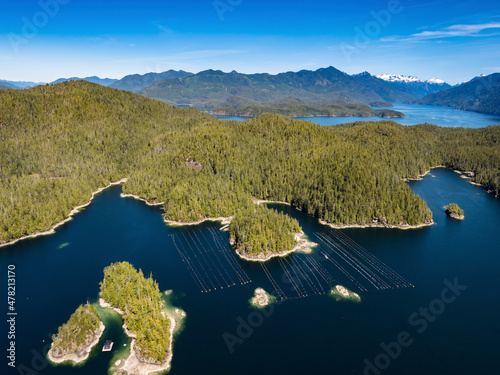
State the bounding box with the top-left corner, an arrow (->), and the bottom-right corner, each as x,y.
154,24 -> 174,34
382,22 -> 500,42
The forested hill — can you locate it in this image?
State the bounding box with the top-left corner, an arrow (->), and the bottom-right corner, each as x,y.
413,73 -> 500,116
110,70 -> 193,93
1,81 -> 499,244
137,66 -> 393,108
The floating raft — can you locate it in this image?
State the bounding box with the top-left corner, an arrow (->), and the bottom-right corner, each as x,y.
102,340 -> 113,352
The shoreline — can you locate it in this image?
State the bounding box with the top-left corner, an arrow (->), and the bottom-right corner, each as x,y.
47,321 -> 105,365
401,165 -> 446,182
120,193 -> 164,206
252,197 -> 292,206
164,216 -> 232,227
403,166 -> 497,196
234,231 -> 317,262
0,178 -> 128,249
319,218 -> 434,230
212,113 -> 403,119
100,298 -> 182,375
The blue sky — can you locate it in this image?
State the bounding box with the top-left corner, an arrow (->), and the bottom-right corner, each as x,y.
1,0 -> 499,84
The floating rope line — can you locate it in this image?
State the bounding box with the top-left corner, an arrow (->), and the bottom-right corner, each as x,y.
172,227 -> 252,293
313,229 -> 413,291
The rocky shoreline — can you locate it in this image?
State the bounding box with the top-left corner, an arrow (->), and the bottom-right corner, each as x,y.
0,178 -> 128,248
47,321 -> 105,365
234,231 -> 317,262
319,219 -> 434,230
99,298 -> 184,375
164,216 -> 232,227
250,288 -> 273,308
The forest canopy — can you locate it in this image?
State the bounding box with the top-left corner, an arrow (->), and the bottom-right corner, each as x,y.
229,205 -> 301,257
50,304 -> 101,358
0,81 -> 499,244
99,261 -> 171,364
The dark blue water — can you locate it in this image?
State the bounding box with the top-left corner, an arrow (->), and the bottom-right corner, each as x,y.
2,168 -> 499,375
214,104 -> 500,128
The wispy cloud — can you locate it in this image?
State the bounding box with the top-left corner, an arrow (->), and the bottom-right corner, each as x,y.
153,23 -> 174,35
382,22 -> 500,42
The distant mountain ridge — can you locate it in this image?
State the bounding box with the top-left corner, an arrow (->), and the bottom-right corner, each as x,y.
50,76 -> 118,86
0,82 -> 20,90
413,73 -> 500,116
0,79 -> 44,89
352,72 -> 416,103
375,73 -> 451,98
110,70 -> 193,93
138,66 -> 400,108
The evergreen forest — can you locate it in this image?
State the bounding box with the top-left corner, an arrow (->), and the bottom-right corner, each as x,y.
99,261 -> 171,364
1,81 -> 499,244
229,205 -> 301,256
50,304 -> 101,358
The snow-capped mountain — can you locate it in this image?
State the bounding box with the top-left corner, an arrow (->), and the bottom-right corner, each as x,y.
376,74 -> 446,85
374,74 -> 451,98
427,78 -> 445,84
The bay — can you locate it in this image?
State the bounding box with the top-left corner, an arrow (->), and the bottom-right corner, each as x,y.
1,168 -> 499,375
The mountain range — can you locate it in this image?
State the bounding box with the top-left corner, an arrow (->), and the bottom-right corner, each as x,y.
136,67 -> 457,109
110,70 -> 193,93
412,73 -> 500,116
3,68 -> 498,117
375,74 -> 451,98
49,76 -> 118,86
138,67 -> 407,108
0,79 -> 44,89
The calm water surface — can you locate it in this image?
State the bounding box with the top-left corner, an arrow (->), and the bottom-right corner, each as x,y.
215,103 -> 500,128
2,168 -> 499,375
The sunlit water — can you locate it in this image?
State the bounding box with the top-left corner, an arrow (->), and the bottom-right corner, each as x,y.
214,103 -> 500,128
2,168 -> 499,375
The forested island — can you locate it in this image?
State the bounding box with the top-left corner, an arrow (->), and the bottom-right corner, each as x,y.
229,205 -> 302,260
1,81 -> 499,246
445,203 -> 465,220
211,102 -> 404,118
99,261 -> 181,374
47,261 -> 183,373
48,304 -> 104,364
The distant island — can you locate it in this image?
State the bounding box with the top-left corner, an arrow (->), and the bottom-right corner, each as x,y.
229,205 -> 315,261
211,102 -> 404,118
445,203 -> 465,220
48,304 -> 104,364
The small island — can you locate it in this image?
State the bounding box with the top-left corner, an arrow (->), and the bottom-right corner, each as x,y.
229,205 -> 313,261
48,304 -> 104,364
99,261 -> 184,375
329,285 -> 361,303
250,288 -> 275,308
445,203 -> 464,220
